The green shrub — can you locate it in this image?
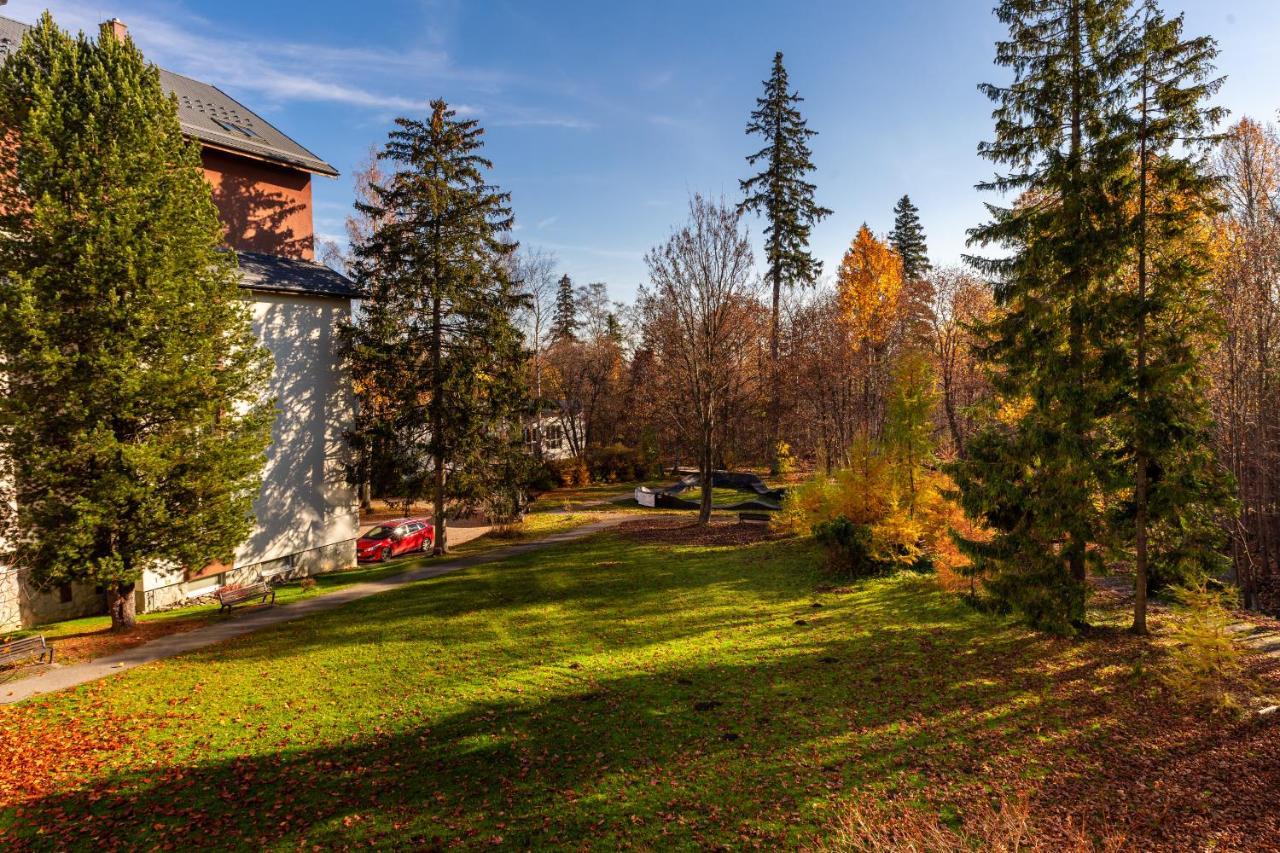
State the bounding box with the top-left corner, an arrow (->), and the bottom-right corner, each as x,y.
586,443 -> 650,483
1163,581 -> 1244,712
529,463 -> 560,493
774,440 -> 795,476
813,516 -> 882,578
547,457 -> 590,488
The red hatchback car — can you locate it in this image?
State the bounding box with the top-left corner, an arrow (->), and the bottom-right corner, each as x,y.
356,517 -> 434,562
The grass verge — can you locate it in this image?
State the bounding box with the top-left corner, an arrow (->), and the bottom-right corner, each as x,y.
4,525 -> 1278,848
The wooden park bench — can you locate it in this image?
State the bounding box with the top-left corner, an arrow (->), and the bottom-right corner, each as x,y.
0,635 -> 54,669
215,580 -> 276,613
738,511 -> 772,524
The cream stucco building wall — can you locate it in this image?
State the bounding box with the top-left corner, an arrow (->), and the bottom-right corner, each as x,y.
0,289 -> 359,629
135,290 -> 359,612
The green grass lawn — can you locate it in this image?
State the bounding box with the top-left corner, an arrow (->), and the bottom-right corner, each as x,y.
528,481 -> 645,512
20,512 -> 618,657
5,528 -> 1275,849
668,485 -> 766,506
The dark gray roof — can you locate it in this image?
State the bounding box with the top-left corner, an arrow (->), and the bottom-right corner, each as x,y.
237,251 -> 361,300
0,16 -> 338,177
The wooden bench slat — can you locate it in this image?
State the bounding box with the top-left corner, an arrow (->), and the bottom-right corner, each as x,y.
215,581 -> 275,612
0,634 -> 54,667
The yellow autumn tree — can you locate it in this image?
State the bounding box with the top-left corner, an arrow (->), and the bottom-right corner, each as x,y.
837,224 -> 903,346
835,225 -> 904,441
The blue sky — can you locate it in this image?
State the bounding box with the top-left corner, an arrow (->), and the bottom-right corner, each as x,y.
8,0 -> 1280,302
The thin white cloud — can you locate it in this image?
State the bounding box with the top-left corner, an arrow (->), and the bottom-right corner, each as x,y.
536,216 -> 558,229
492,115 -> 596,130
639,69 -> 675,90
4,0 -> 601,127
533,240 -> 643,262
6,1 -> 504,112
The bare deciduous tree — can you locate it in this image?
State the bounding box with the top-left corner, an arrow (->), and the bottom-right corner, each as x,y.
508,246 -> 558,458
642,195 -> 757,523
320,147 -> 387,277
928,266 -> 994,459
1210,117 -> 1280,610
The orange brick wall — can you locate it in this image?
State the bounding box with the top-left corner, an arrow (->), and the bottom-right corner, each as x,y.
201,148 -> 314,260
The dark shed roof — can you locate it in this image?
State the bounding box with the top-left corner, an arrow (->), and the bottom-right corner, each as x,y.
237,251 -> 362,301
0,16 -> 339,177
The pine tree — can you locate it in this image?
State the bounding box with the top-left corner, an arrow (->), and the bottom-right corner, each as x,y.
889,194 -> 935,345
551,274 -> 578,341
952,0 -> 1136,633
605,312 -> 623,345
889,195 -> 930,283
347,99 -> 524,555
1118,0 -> 1232,633
739,51 -> 831,472
0,15 -> 275,630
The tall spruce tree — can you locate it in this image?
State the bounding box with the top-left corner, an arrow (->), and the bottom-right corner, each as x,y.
889,195 -> 930,283
551,274 -> 578,341
739,51 -> 831,471
347,99 -> 524,555
889,194 -> 934,344
952,0 -> 1136,633
0,16 -> 275,630
1117,1 -> 1232,633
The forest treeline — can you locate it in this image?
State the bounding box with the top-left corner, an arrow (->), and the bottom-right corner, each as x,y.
509,12 -> 1280,629
330,0 -> 1280,631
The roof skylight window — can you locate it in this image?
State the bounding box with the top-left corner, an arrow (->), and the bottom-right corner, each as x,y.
212,117 -> 260,139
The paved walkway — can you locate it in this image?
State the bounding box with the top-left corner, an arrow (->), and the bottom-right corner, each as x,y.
555,490 -> 636,511
1229,621 -> 1280,658
2,516 -> 627,705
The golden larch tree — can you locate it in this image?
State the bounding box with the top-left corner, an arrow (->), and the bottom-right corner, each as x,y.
836,225 -> 904,441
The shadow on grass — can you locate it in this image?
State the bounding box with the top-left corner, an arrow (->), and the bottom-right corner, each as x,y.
165,534 -> 812,667
14,534 -> 1256,848
26,640 -> 1056,847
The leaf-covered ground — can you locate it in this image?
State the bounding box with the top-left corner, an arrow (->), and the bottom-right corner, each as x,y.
2,524 -> 1277,850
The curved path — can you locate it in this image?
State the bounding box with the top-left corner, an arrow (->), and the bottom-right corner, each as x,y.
2,515 -> 627,705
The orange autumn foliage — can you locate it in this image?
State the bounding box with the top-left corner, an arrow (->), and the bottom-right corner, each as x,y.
836,224 -> 903,352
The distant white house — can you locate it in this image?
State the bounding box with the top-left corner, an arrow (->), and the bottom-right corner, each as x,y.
524,407 -> 586,463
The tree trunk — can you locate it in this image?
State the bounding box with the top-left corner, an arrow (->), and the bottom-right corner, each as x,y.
699,422 -> 714,525
767,266 -> 781,474
108,582 -> 137,632
433,462 -> 447,555
1065,0 -> 1088,632
1132,69 -> 1151,636
1069,548 -> 1087,627
431,293 -> 448,556
941,359 -> 965,459
1133,456 -> 1150,633
533,315 -> 544,462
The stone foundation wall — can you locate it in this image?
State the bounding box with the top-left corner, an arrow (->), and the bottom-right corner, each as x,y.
0,539 -> 357,630
0,567 -> 105,633
0,568 -> 22,633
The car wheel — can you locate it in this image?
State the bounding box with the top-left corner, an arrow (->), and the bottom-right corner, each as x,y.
381,546 -> 391,562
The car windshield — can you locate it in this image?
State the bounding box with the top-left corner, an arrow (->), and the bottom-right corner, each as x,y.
361,526 -> 396,540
